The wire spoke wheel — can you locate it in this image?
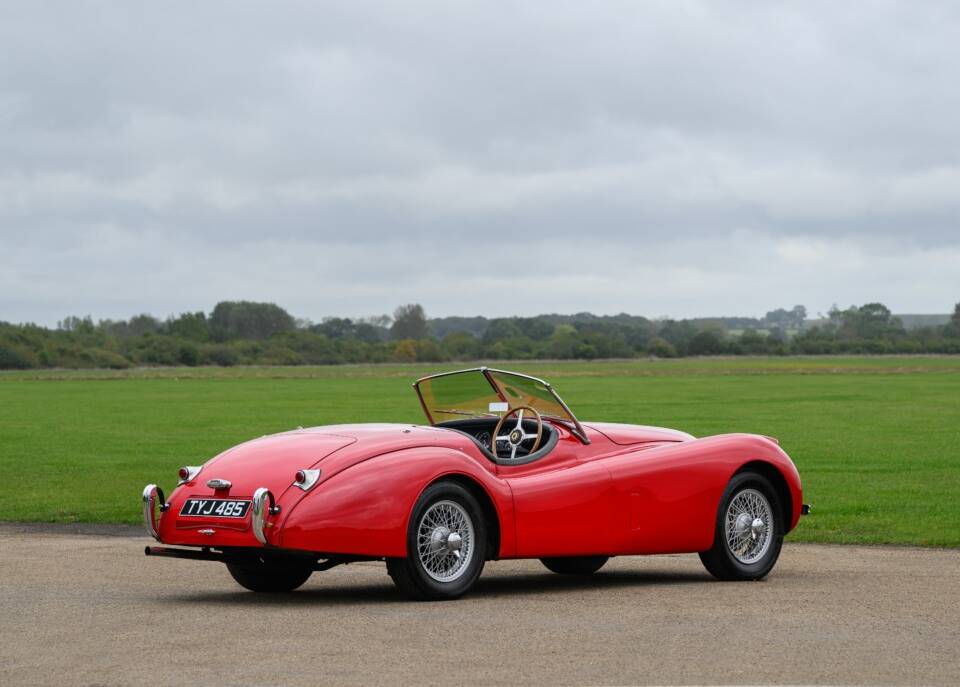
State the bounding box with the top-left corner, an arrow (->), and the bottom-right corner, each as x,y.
723,488 -> 773,564
387,481 -> 488,599
416,499 -> 475,582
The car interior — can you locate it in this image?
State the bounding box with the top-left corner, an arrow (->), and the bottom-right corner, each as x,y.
436,417 -> 559,465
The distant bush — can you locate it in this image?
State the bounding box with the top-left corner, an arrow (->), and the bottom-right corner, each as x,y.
80,348 -> 131,369
210,301 -> 295,341
647,337 -> 677,358
199,344 -> 240,366
0,340 -> 39,369
687,330 -> 725,356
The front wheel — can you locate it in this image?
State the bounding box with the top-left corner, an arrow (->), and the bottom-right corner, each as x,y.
387,481 -> 487,600
540,556 -> 609,575
226,556 -> 314,593
699,471 -> 784,581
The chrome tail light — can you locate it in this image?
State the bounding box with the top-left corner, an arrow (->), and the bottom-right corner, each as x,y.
177,465 -> 201,484
292,469 -> 321,491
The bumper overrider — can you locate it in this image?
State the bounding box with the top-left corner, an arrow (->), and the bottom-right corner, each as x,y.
141,484 -> 167,541
250,487 -> 281,545
141,483 -> 280,546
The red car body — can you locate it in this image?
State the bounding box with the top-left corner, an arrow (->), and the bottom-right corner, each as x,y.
152,422 -> 802,557
143,367 -> 805,597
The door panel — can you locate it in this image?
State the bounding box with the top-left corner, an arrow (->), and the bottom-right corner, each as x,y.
505,458 -> 614,557
602,442 -> 728,554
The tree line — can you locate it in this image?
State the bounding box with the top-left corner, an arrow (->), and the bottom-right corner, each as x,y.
2,300 -> 959,370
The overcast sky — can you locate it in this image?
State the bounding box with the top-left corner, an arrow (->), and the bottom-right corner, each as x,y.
2,1 -> 958,326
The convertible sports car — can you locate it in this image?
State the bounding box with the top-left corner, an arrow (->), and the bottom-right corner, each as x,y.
143,367 -> 808,600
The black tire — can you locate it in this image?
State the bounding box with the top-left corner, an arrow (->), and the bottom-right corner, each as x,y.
226,555 -> 314,593
540,556 -> 609,575
699,471 -> 784,581
386,481 -> 487,600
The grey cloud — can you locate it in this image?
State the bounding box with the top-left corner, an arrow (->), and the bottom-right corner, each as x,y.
1,1 -> 959,325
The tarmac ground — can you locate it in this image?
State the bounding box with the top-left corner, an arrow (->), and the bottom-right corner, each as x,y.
1,524 -> 958,686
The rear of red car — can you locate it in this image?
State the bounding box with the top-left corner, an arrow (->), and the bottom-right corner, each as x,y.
143,431 -> 357,549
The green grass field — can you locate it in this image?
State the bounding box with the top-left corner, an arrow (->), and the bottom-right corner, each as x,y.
2,357 -> 959,546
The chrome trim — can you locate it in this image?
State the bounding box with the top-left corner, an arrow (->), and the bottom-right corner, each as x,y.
141,484 -> 165,542
198,528 -> 215,536
251,487 -> 281,546
205,478 -> 231,490
539,379 -> 590,445
178,465 -> 202,485
292,469 -> 321,491
413,366 -> 590,444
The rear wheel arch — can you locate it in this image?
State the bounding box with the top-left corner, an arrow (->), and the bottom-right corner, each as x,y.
422,474 -> 502,561
735,460 -> 793,533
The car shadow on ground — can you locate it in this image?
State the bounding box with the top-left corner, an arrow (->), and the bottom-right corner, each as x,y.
163,568 -> 711,607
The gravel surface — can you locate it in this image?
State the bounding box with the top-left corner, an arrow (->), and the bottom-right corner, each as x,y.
1,525 -> 958,686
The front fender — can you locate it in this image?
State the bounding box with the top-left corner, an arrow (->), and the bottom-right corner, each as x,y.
276,447 -> 514,558
602,433 -> 804,554
697,433 -> 803,534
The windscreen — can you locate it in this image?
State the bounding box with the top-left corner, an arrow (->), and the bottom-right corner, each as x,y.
486,370 -> 571,422
414,368 -> 578,428
415,369 -> 504,423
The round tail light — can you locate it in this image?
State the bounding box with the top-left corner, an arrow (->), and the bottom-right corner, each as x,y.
295,470 -> 306,484
177,466 -> 201,484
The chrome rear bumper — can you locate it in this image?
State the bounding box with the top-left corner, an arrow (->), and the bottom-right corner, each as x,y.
141,483 -> 282,546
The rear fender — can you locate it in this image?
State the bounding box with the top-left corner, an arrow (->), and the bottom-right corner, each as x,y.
277,447 -> 514,558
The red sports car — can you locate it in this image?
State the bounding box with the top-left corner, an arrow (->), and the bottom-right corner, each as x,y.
143,367 -> 807,599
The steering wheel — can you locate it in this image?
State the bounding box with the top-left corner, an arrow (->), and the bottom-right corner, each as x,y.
491,405 -> 543,460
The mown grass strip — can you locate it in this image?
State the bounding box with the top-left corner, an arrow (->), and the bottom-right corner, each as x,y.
1,357 -> 957,546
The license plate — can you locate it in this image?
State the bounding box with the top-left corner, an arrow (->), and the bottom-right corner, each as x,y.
179,498 -> 251,519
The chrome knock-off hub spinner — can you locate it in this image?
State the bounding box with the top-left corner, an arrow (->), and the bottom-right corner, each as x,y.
428,527 -> 463,556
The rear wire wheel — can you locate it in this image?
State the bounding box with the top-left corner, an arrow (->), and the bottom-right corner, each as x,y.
699,471 -> 784,581
387,481 -> 487,600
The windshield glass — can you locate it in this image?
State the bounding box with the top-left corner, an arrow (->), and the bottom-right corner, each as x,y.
413,368 -> 586,442
487,370 -> 570,421
415,369 -> 504,422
